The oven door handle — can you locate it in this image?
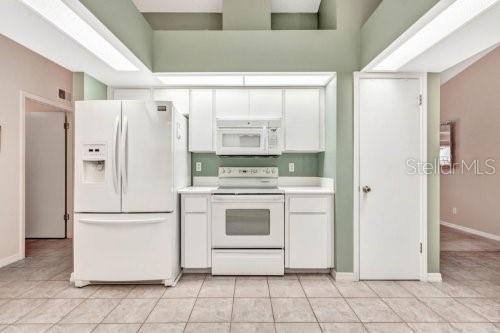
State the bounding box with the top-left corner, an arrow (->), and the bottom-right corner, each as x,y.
212,195 -> 284,203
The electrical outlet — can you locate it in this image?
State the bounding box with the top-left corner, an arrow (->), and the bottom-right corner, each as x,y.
289,162 -> 295,173
196,162 -> 202,172
452,207 -> 457,215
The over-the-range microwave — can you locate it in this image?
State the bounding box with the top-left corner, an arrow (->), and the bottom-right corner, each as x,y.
216,119 -> 282,156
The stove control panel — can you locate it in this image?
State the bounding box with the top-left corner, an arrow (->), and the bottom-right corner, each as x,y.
218,167 -> 278,178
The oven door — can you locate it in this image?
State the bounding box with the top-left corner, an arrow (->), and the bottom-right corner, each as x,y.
216,128 -> 267,155
211,195 -> 284,248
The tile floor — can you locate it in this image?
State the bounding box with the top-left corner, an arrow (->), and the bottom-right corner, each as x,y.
0,230 -> 498,333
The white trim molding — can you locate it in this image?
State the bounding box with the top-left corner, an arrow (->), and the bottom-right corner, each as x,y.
353,72 -> 428,282
441,221 -> 500,242
0,253 -> 23,268
426,273 -> 443,282
331,271 -> 356,281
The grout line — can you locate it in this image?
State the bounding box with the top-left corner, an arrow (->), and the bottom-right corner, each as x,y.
183,274 -> 206,332
296,275 -> 322,332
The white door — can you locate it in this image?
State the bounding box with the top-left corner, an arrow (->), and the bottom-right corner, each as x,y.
189,89 -> 214,152
215,89 -> 249,119
26,111 -> 66,238
121,101 -> 173,213
74,101 -> 122,213
284,89 -> 321,151
359,78 -> 422,280
249,89 -> 283,119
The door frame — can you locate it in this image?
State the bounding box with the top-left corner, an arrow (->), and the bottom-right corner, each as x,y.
353,72 -> 428,281
19,91 -> 73,257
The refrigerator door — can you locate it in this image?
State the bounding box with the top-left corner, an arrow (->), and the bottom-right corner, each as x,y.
121,101 -> 173,212
73,213 -> 176,282
74,101 -> 121,213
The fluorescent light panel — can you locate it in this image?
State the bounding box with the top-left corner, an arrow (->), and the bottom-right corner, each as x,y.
157,75 -> 244,86
244,75 -> 332,86
157,74 -> 333,86
374,0 -> 500,71
21,0 -> 138,71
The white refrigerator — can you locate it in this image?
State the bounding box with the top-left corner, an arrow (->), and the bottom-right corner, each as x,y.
72,100 -> 190,287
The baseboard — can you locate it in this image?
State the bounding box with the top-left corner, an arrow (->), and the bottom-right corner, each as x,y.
0,253 -> 23,268
331,270 -> 356,281
441,221 -> 500,242
426,273 -> 443,282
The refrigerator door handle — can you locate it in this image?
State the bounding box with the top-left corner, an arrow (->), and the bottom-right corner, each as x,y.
112,116 -> 120,193
79,218 -> 167,225
120,116 -> 129,193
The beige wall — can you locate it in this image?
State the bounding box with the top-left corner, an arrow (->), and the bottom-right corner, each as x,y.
441,46 -> 500,236
0,35 -> 72,266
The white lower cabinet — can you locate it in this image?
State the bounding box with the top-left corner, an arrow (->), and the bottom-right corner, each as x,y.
286,194 -> 334,269
181,194 -> 211,269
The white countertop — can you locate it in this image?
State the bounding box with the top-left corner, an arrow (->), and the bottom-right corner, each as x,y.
178,186 -> 333,195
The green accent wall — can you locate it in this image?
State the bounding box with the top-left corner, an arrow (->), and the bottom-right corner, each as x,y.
79,0 -> 153,69
335,72 -> 354,272
153,30 -> 360,72
361,0 -> 439,67
143,13 -> 222,30
192,153 -> 320,177
427,73 -> 440,273
223,0 -> 271,30
271,13 -> 318,30
318,0 -> 337,29
73,72 -> 107,101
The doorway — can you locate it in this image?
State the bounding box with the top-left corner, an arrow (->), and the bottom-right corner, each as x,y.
354,73 -> 427,281
24,97 -> 72,240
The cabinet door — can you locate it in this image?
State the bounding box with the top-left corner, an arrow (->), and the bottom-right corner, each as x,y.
190,90 -> 214,152
183,213 -> 209,268
113,89 -> 151,100
153,89 -> 190,115
284,89 -> 321,151
289,214 -> 328,268
215,89 -> 249,119
249,89 -> 283,119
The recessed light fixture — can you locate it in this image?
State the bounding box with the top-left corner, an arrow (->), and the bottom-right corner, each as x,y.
20,0 -> 138,71
373,0 -> 500,71
244,75 -> 332,86
157,75 -> 244,86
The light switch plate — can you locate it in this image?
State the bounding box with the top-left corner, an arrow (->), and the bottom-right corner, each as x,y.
196,162 -> 202,172
288,162 -> 295,173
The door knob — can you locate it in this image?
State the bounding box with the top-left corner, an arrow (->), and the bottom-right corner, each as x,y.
362,185 -> 371,193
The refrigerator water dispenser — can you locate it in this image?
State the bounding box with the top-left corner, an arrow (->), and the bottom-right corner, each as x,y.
82,144 -> 106,183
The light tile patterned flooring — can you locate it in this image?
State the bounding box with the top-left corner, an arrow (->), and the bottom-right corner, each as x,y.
0,229 -> 498,333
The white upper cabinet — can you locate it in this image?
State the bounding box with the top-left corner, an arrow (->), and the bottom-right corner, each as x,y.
153,89 -> 190,115
215,89 -> 249,119
249,89 -> 283,119
189,89 -> 214,152
284,89 -> 324,152
113,89 -> 151,100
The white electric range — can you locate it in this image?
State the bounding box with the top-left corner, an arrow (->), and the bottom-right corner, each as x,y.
211,167 -> 285,275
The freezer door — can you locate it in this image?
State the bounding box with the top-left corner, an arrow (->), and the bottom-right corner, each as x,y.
73,213 -> 175,282
121,101 -> 173,212
74,101 -> 121,213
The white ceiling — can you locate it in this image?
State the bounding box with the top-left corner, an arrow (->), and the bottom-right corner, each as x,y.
132,0 -> 322,13
399,2 -> 500,73
0,0 -> 157,86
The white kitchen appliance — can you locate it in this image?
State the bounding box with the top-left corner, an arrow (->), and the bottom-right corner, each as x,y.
211,167 -> 284,275
72,100 -> 190,287
216,119 -> 282,156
